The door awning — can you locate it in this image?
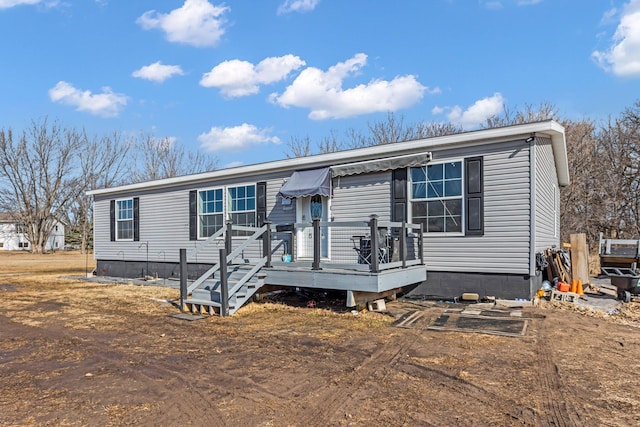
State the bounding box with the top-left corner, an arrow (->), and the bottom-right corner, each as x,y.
330,152 -> 432,177
278,167 -> 331,199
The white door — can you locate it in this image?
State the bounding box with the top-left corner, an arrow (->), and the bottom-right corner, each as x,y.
296,195 -> 329,259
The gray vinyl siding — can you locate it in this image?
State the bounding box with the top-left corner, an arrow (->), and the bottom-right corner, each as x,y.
330,172 -> 392,262
331,172 -> 391,221
94,139 -> 544,276
94,173 -> 293,265
422,139 -> 532,275
535,137 -> 560,251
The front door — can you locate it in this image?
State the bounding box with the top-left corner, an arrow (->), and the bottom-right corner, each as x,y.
296,195 -> 329,259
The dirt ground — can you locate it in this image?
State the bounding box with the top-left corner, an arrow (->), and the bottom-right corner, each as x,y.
1,252 -> 639,426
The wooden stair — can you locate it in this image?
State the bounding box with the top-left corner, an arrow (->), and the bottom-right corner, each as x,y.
183,264 -> 265,316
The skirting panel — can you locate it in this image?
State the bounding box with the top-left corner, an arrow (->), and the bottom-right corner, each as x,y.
404,271 -> 543,300
96,260 -> 213,281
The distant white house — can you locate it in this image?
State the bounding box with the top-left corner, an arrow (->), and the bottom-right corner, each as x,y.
0,213 -> 65,251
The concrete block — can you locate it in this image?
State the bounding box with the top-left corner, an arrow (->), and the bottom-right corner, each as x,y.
368,299 -> 386,312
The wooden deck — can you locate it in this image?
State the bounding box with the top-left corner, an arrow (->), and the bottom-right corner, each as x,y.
263,261 -> 426,293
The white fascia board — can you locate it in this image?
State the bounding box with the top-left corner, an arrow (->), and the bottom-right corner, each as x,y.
87,120 -> 568,196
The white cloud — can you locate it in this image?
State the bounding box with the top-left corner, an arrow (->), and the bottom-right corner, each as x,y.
592,0 -> 640,77
137,0 -> 229,48
0,0 -> 40,8
434,93 -> 505,129
48,81 -> 128,118
132,61 -> 185,83
198,123 -> 281,152
200,55 -> 306,97
270,53 -> 429,120
277,0 -> 320,15
517,0 -> 542,5
222,160 -> 244,169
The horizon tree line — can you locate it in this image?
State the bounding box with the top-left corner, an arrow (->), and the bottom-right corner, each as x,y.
1,100 -> 640,254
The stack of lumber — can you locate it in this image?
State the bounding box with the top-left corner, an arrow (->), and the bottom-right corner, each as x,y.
544,248 -> 571,283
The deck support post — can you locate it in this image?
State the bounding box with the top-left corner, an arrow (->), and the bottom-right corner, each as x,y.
179,248 -> 187,311
219,248 -> 229,317
263,220 -> 272,268
225,220 -> 233,262
400,221 -> 407,269
346,290 -> 356,307
312,218 -> 321,270
369,214 -> 379,273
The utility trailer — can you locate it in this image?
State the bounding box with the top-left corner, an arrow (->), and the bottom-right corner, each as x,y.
598,233 -> 640,270
600,266 -> 640,303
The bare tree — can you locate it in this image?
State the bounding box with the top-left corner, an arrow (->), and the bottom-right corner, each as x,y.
0,118 -> 81,253
286,113 -> 463,158
67,131 -> 131,253
558,118 -> 604,244
286,135 -> 312,158
131,134 -> 218,182
482,101 -> 559,128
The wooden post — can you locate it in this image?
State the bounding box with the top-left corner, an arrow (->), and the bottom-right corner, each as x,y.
570,233 -> 589,284
263,220 -> 272,268
370,215 -> 379,273
179,248 -> 187,311
312,218 -> 321,270
400,220 -> 407,269
219,248 -> 229,317
225,220 -> 233,261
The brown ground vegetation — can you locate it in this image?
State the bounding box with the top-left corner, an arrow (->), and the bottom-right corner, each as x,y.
1,251 -> 639,426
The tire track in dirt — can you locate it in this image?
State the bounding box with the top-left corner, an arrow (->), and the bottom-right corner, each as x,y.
79,343 -> 230,427
397,360 -> 538,425
3,318 -> 230,427
290,310 -> 436,425
535,319 -> 585,427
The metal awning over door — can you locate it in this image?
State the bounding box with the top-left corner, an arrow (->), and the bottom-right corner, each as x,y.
277,167 -> 331,199
330,152 -> 432,177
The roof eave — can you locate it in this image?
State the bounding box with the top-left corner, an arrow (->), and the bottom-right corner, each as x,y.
87,120 -> 570,196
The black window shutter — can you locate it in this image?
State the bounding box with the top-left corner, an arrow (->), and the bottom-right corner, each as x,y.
465,156 -> 484,236
256,182 -> 267,226
189,190 -> 197,241
133,197 -> 140,242
391,169 -> 407,235
110,200 -> 116,242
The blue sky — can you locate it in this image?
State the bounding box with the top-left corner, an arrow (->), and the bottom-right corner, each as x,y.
1,0 -> 640,169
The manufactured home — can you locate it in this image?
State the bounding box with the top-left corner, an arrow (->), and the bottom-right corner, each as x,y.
0,213 -> 65,251
88,121 -> 569,314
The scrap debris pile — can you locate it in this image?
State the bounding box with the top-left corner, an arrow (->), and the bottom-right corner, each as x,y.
536,248 -> 585,303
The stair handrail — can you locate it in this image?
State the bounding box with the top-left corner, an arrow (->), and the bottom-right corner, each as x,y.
226,224 -> 267,261
187,263 -> 221,293
187,226 -> 225,262
227,256 -> 267,298
186,223 -> 268,293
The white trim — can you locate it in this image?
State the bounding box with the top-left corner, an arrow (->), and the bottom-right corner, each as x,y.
529,144 -> 537,277
197,187 -> 225,240
115,197 -> 134,242
409,159 -> 465,235
88,121 -> 568,197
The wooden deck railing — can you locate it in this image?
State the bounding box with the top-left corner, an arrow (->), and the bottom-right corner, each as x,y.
178,216 -> 424,314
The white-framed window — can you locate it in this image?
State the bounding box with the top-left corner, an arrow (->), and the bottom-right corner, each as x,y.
198,188 -> 224,239
116,198 -> 134,241
228,184 -> 256,236
410,160 -> 464,234
18,241 -> 29,248
195,184 -> 258,239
